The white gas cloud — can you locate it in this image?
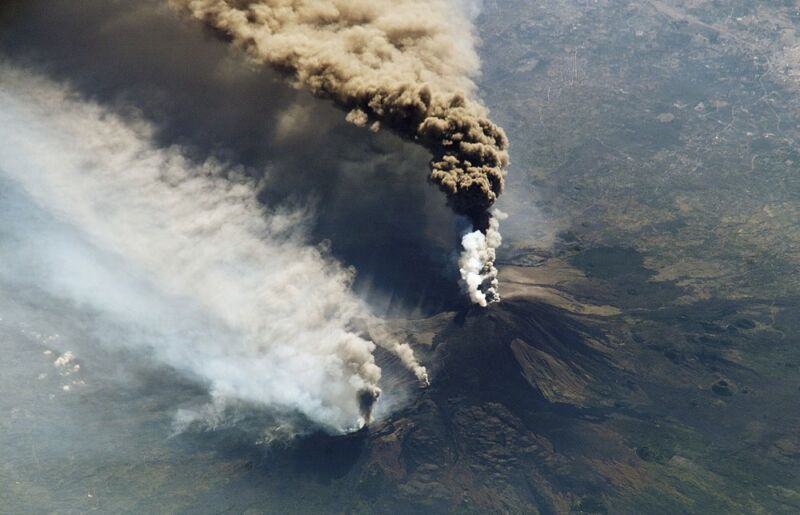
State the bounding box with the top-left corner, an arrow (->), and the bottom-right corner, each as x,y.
0,63 -> 426,432
458,209 -> 506,306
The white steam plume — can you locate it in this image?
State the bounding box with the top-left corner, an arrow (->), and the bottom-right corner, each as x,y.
459,210 -> 506,307
0,64 -> 426,431
365,318 -> 429,386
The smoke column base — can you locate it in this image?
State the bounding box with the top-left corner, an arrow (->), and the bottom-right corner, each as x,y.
459,210 -> 506,307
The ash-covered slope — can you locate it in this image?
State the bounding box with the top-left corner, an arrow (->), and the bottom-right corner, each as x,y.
194,298 -> 637,514
426,300 -> 616,407
355,299 -> 633,514
201,268 -> 800,514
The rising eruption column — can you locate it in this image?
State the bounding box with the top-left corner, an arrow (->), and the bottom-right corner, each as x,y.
172,0 -> 510,305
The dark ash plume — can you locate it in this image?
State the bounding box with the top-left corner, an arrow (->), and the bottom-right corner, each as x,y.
172,0 -> 510,304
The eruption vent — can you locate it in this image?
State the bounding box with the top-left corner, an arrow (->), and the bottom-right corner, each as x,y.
172,0 -> 511,305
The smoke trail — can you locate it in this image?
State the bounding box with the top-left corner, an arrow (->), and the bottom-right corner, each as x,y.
0,64 -> 426,431
365,318 -> 429,386
171,0 -> 510,305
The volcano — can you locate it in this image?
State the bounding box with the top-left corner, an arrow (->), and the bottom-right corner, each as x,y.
183,258 -> 799,514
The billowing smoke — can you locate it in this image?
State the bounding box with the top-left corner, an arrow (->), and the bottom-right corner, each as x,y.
0,64 -> 427,431
172,0 -> 510,305
459,209 -> 506,306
